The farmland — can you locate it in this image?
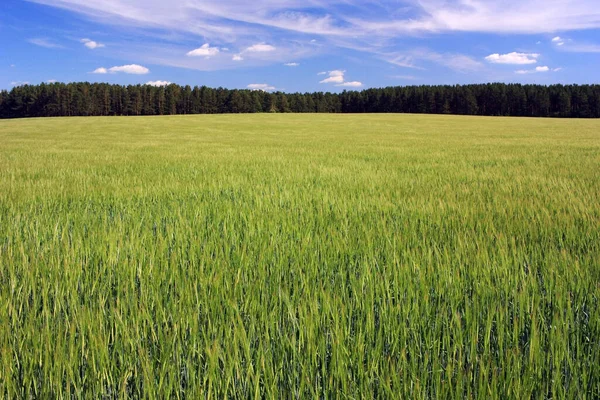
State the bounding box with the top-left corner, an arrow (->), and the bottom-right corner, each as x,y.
0,114 -> 599,398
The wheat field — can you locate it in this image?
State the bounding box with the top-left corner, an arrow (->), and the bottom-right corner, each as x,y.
0,114 -> 599,398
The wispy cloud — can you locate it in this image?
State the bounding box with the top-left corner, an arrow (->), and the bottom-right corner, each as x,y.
390,75 -> 418,80
21,0 -> 600,77
284,62 -> 299,67
28,38 -> 64,49
564,44 -> 600,53
552,37 -> 600,53
385,54 -> 421,69
348,0 -> 600,34
427,52 -> 482,72
26,0 -> 600,40
381,50 -> 481,72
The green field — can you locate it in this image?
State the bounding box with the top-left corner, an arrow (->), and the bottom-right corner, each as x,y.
0,114 -> 599,398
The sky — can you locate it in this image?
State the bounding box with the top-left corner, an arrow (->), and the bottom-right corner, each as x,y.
1,0 -> 600,92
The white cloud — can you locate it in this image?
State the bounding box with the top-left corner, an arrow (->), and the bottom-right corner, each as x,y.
108,64 -> 150,74
284,62 -> 299,66
515,65 -> 552,74
319,70 -> 364,87
22,0 -> 600,74
232,54 -> 244,61
485,52 -> 539,65
146,80 -> 172,86
247,83 -> 276,91
320,70 -> 345,84
245,43 -> 276,53
93,65 -> 149,74
187,44 -> 220,57
320,76 -> 344,84
11,81 -> 30,86
336,81 -> 363,87
81,38 -> 105,49
47,79 -> 58,83
28,38 -> 63,49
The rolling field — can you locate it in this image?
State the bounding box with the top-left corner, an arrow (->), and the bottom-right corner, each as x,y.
0,114 -> 599,398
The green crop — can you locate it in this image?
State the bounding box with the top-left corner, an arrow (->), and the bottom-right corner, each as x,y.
0,114 -> 599,398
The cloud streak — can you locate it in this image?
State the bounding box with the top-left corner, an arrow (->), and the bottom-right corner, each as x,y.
552,37 -> 600,53
26,0 -> 600,40
28,38 -> 64,49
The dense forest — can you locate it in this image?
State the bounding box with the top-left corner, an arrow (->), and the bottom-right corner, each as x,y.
1,82 -> 599,118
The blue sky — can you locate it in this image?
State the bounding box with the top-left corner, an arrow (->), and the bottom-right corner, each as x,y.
1,0 -> 599,92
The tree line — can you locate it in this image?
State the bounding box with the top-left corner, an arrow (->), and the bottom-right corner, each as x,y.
1,82 -> 599,119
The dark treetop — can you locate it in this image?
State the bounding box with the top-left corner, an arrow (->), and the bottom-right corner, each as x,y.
1,82 -> 599,119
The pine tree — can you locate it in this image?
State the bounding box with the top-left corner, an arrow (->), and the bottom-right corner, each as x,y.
2,82 -> 600,119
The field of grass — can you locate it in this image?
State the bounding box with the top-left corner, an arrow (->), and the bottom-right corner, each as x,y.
0,114 -> 599,398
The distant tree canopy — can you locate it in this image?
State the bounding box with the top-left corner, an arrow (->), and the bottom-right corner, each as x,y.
1,82 -> 599,119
